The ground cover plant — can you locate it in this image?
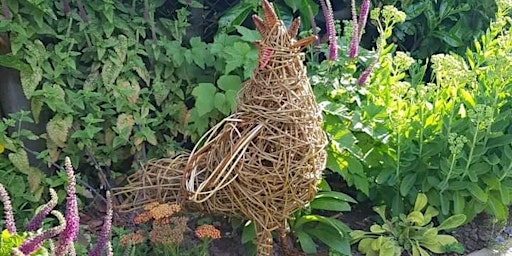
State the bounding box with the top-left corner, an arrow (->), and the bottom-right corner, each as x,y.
0,0 -> 512,255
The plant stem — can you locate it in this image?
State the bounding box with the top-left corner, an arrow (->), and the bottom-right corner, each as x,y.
462,127 -> 479,179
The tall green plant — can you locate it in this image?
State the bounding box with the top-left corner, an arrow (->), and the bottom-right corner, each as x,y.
316,0 -> 512,222
0,0 -> 256,186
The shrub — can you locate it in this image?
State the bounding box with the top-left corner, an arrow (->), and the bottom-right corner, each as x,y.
315,0 -> 512,223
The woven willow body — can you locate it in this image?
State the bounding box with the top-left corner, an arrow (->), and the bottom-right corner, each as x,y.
114,1 -> 326,255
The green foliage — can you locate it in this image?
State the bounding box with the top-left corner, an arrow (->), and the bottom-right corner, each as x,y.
0,0 -> 256,188
378,0 -> 497,59
236,186 -> 355,255
315,0 -> 512,225
219,0 -> 319,33
290,189 -> 355,255
350,193 -> 465,256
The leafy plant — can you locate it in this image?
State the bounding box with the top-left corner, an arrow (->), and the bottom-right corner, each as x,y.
351,193 -> 465,256
375,0 -> 497,59
0,157 -> 113,256
314,0 -> 512,223
290,189 -> 355,255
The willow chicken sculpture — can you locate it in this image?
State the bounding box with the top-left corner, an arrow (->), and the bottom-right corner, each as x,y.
115,1 -> 327,255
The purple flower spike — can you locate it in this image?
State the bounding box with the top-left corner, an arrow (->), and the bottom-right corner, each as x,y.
357,0 -> 370,40
26,188 -> 58,232
357,62 -> 375,85
61,0 -> 70,16
19,211 -> 66,255
88,191 -> 113,256
320,0 -> 337,60
0,184 -> 16,234
55,157 -> 80,256
77,1 -> 88,23
308,5 -> 320,47
348,0 -> 359,59
1,0 -> 12,20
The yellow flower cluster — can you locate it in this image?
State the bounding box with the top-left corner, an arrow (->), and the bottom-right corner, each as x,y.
195,224 -> 221,240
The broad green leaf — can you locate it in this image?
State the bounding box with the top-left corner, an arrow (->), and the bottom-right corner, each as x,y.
369,224 -> 386,234
488,192 -> 508,220
400,173 -> 417,196
406,211 -> 425,225
8,150 -> 30,175
46,114 -> 73,147
235,25 -> 261,42
20,67 -> 42,99
191,83 -> 217,116
310,197 -> 351,212
241,221 -> 256,243
27,167 -> 43,193
414,193 -> 428,212
308,226 -> 351,255
467,183 -> 488,203
296,230 -> 317,253
218,0 -> 256,32
437,214 -> 466,230
315,191 -> 357,203
217,75 -> 242,92
214,93 -> 231,115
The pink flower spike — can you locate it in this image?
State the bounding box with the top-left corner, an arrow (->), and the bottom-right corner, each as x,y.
26,188 -> 58,232
1,0 -> 12,20
0,184 -> 16,234
358,0 -> 370,40
88,191 -> 113,256
357,64 -> 374,85
348,0 -> 359,59
19,211 -> 66,255
54,157 -> 80,256
320,0 -> 337,60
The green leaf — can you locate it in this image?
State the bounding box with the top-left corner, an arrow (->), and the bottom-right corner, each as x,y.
214,93 -> 231,115
437,214 -> 466,230
296,230 -> 317,254
241,221 -> 256,243
315,191 -> 357,203
406,211 -> 425,225
218,1 -> 256,32
191,83 -> 217,116
20,67 -> 43,99
310,197 -> 351,212
8,150 -> 30,175
307,226 -> 351,255
400,173 -> 417,197
46,114 -> 73,147
235,25 -> 261,42
217,75 -> 242,92
467,183 -> 488,203
414,193 -> 428,212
